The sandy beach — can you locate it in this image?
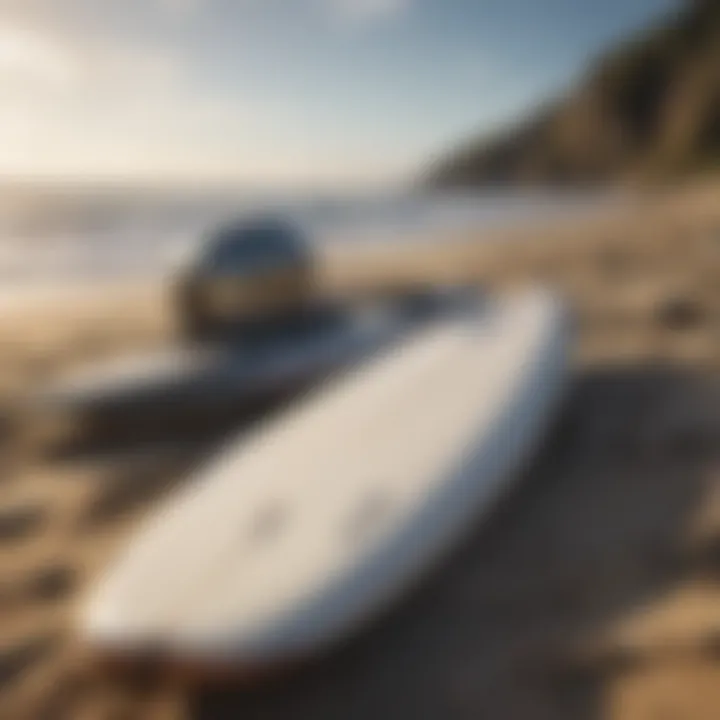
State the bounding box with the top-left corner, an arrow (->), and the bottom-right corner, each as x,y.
0,183 -> 718,719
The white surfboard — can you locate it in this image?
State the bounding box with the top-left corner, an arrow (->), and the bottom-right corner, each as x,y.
81,288 -> 571,668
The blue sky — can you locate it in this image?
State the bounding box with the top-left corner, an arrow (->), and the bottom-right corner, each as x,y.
0,0 -> 679,186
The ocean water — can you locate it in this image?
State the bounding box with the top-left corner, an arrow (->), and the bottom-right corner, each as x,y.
0,185 -> 617,287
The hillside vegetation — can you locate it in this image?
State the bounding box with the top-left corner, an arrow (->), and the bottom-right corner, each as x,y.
428,0 -> 720,186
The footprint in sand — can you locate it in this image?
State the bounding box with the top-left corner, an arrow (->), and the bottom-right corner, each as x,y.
0,502 -> 46,544
25,563 -> 77,604
655,293 -> 707,332
0,563 -> 77,611
0,634 -> 61,690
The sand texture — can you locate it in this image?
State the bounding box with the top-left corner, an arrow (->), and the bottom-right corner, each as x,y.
0,184 -> 718,719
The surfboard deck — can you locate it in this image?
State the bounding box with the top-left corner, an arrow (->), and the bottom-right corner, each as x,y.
81,287 -> 571,670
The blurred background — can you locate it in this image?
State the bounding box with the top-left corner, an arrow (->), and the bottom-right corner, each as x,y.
0,0 -> 718,718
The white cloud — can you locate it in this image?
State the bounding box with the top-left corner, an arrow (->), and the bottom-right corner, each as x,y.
0,19 -> 277,182
0,0 -> 413,183
319,0 -> 412,25
155,0 -> 202,20
0,22 -> 81,91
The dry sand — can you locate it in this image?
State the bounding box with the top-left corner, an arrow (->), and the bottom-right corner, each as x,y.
0,183 -> 718,719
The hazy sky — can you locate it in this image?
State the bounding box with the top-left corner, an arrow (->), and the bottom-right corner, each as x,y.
0,0 -> 679,187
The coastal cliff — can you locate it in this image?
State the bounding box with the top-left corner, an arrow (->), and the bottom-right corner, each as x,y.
428,0 -> 720,187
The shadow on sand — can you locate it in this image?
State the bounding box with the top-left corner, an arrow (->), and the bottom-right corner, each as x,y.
187,362 -> 719,720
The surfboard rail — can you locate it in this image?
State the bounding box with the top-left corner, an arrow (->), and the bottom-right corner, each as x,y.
80,287 -> 572,672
